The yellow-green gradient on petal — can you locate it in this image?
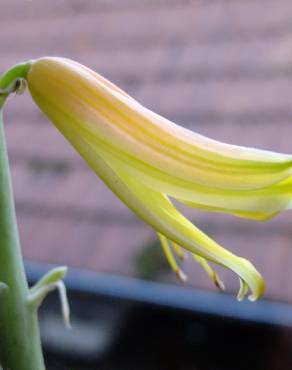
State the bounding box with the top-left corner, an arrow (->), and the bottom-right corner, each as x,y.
24,56 -> 292,300
27,58 -> 292,191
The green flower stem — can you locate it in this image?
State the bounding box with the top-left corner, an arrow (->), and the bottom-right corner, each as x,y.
0,63 -> 46,369
0,61 -> 32,93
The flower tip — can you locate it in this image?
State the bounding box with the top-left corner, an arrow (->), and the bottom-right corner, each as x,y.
248,268 -> 265,301
248,279 -> 265,302
214,274 -> 225,292
237,289 -> 263,302
236,269 -> 265,302
176,269 -> 188,282
237,278 -> 249,301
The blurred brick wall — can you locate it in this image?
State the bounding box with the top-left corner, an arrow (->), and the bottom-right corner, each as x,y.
1,0 -> 292,301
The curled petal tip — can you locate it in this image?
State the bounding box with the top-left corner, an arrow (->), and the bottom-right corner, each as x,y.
237,293 -> 245,302
248,281 -> 265,301
236,264 -> 265,302
237,278 -> 249,301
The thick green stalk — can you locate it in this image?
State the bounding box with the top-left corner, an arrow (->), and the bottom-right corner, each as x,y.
0,64 -> 46,369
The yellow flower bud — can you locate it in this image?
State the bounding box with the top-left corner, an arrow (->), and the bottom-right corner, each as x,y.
26,56 -> 292,300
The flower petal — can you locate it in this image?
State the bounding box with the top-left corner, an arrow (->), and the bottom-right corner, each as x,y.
27,57 -> 292,192
51,119 -> 264,300
74,134 -> 290,217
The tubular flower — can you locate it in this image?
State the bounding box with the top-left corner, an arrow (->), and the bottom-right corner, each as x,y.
22,56 -> 292,301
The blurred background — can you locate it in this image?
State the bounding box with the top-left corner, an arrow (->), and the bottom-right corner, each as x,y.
2,0 -> 292,369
